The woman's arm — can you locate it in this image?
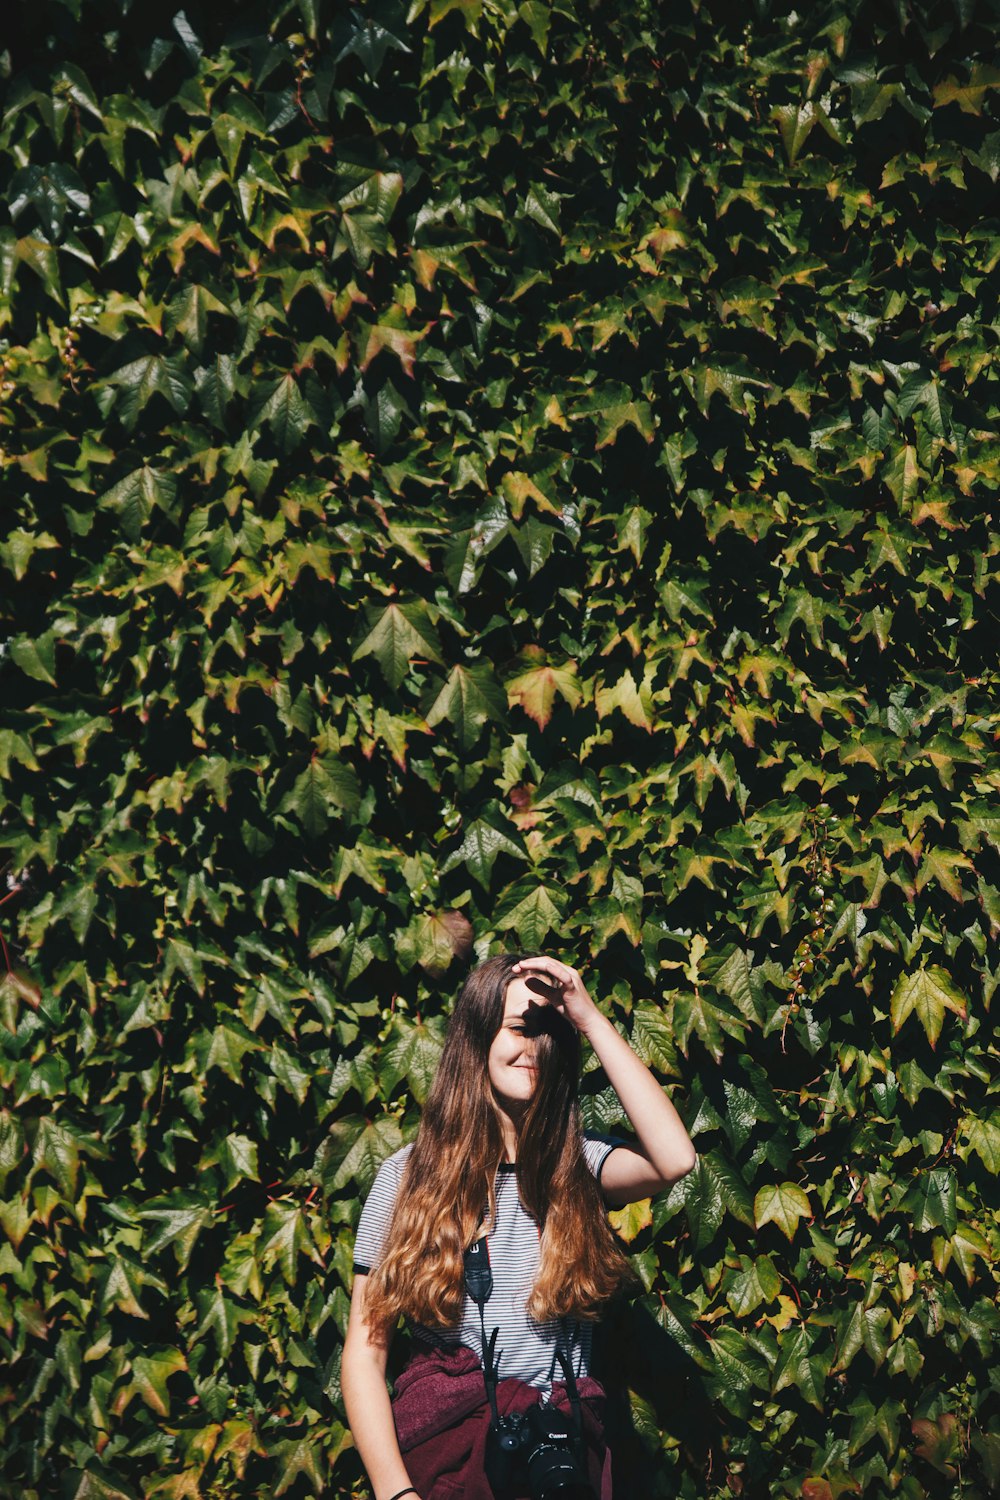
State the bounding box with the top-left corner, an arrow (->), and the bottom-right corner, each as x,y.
341,1273 -> 419,1500
511,957 -> 697,1207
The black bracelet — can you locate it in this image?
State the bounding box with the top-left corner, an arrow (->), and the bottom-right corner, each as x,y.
386,1490 -> 419,1500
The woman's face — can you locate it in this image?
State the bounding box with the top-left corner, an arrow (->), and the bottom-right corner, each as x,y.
486,974 -> 556,1111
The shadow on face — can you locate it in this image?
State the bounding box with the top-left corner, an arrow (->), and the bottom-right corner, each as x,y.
519,998 -> 576,1051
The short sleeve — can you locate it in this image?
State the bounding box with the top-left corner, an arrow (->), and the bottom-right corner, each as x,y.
581,1129 -> 629,1187
352,1148 -> 409,1274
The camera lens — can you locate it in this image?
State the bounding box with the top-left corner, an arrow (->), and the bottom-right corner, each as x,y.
523,1407 -> 594,1499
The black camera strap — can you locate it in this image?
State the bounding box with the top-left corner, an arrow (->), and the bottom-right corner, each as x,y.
464,1236 -> 503,1428
553,1345 -> 585,1446
466,1233 -> 586,1446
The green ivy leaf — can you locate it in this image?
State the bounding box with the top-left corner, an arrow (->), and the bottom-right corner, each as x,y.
424,663 -> 506,749
259,1200 -> 322,1284
105,354 -> 192,430
138,1197 -> 214,1269
890,965 -> 967,1047
629,1004 -> 680,1076
272,1434 -> 325,1497
218,1133 -> 260,1191
31,1114 -> 80,1197
99,466 -> 178,541
723,1255 -> 782,1315
248,372 -> 317,451
194,1286 -> 255,1361
495,885 -> 565,951
329,1115 -> 405,1194
957,1111 -> 1000,1172
281,756 -> 361,837
754,1182 -> 812,1240
771,1325 -> 830,1410
379,1018 -> 445,1104
905,1167 -> 957,1235
440,817 -> 529,889
192,1021 -> 263,1083
10,632 -> 58,685
352,601 -> 445,688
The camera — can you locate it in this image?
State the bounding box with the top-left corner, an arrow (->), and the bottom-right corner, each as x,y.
485,1400 -> 594,1499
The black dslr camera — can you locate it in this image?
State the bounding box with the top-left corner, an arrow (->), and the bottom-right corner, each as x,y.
485,1399 -> 593,1500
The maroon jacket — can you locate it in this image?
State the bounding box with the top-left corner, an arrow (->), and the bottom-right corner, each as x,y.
391,1342 -> 612,1500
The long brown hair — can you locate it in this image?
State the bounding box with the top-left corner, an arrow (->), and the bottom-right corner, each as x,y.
362,954 -> 634,1330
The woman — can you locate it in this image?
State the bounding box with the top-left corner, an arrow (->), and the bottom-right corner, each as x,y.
342,953 -> 697,1500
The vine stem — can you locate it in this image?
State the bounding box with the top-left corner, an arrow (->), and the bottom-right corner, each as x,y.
0,924 -> 13,975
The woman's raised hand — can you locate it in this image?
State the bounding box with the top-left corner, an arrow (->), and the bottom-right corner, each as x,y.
510,956 -> 602,1037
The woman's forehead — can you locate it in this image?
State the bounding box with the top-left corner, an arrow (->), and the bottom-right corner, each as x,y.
503,975 -> 553,1016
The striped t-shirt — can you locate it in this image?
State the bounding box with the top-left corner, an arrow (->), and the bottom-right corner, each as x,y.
353,1132 -> 623,1392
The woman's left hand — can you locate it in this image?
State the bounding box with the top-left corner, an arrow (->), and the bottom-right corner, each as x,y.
510,956 -> 603,1037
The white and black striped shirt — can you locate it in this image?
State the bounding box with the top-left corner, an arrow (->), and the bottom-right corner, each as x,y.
353,1132 -> 623,1392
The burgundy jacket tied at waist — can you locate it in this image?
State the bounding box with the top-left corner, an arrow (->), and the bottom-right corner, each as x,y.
390,1342 -> 613,1500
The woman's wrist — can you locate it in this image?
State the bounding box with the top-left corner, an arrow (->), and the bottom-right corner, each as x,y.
577,1006 -> 616,1047
385,1489 -> 420,1500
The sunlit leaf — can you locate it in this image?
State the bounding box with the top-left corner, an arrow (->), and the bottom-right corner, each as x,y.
754,1183 -> 812,1240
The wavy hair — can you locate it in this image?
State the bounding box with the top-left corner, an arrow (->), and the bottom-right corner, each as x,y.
362,953 -> 634,1330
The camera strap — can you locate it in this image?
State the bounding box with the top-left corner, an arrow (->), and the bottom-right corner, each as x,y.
464,1236 -> 503,1427
553,1345 -> 585,1446
466,1234 -> 586,1448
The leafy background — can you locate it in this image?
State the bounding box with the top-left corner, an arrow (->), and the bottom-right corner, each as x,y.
1,0 -> 999,1496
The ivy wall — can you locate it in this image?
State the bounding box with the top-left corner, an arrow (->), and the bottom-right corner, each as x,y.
1,0 -> 999,1497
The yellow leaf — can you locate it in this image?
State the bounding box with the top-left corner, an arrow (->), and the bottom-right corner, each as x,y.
763,1293 -> 799,1330
595,666 -> 656,731
500,471 -> 561,519
608,1197 -> 652,1243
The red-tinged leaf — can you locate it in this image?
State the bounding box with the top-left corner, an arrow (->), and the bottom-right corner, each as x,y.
129,1347 -> 187,1416
144,1472 -> 203,1499
357,320 -> 427,377
505,654 -> 581,729
914,847 -> 973,901
100,1258 -> 154,1319
912,1414 -> 960,1476
0,1195 -> 34,1251
0,1109 -> 26,1185
881,442 -> 924,504
397,910 -> 474,978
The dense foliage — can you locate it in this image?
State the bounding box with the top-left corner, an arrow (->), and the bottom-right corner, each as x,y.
1,0 -> 999,1496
